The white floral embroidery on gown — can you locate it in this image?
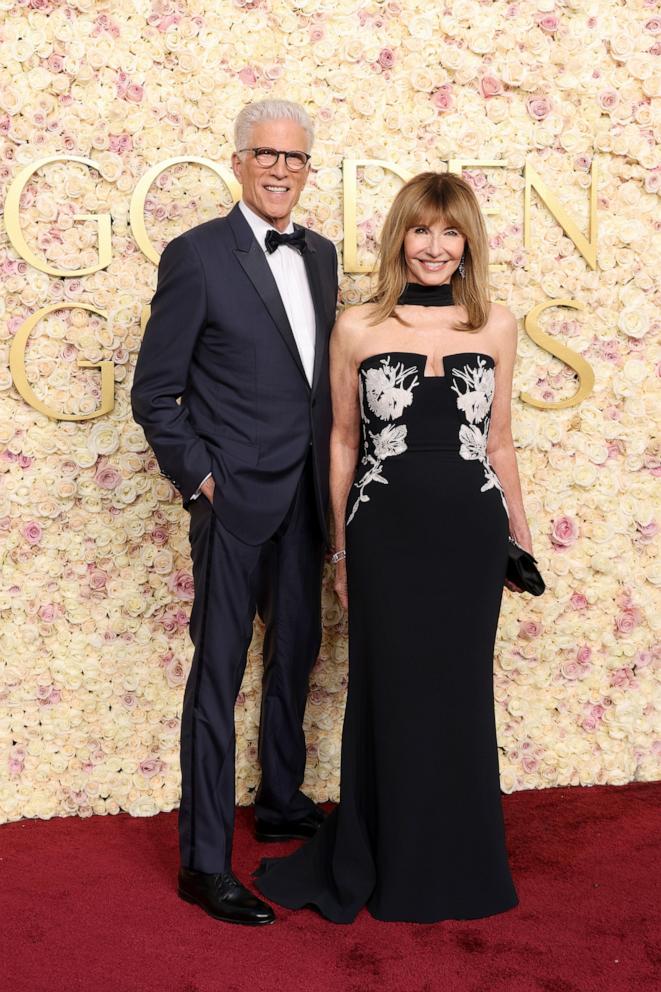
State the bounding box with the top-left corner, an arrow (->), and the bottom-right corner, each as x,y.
450,356 -> 509,515
348,358 -> 419,524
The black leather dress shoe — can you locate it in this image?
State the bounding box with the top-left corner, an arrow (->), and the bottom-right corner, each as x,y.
178,868 -> 275,925
254,809 -> 325,842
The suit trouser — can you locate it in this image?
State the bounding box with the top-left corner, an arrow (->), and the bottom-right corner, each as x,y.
179,456 -> 325,873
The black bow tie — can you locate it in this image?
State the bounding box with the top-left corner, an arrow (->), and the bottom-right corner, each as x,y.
264,227 -> 307,255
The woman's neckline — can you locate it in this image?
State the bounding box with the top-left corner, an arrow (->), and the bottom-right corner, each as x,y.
397,281 -> 454,307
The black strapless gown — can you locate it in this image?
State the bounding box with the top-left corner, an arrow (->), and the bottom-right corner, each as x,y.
255,351 -> 518,923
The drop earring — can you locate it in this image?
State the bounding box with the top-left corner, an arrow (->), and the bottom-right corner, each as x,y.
459,254 -> 466,279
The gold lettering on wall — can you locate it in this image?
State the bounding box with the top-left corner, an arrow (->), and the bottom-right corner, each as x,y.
3,156 -> 112,277
342,159 -> 412,273
9,304 -> 115,421
524,161 -> 598,269
129,156 -> 241,264
2,156 -> 599,415
521,299 -> 594,409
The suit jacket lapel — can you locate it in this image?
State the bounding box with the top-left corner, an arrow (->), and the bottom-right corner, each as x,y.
299,227 -> 328,396
229,206 -> 308,386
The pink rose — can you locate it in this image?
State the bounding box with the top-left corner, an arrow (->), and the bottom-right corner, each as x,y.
615,609 -> 639,635
88,568 -> 107,591
125,83 -> 144,103
95,466 -> 122,490
151,527 -> 169,545
570,592 -> 588,610
173,608 -> 189,627
519,620 -> 542,640
560,660 -> 582,680
37,685 -> 61,706
168,569 -> 195,601
598,90 -> 618,111
633,650 -> 652,671
522,755 -> 538,773
538,14 -> 559,33
527,96 -> 552,121
122,692 -> 137,709
165,656 -> 187,688
576,645 -> 592,665
432,86 -> 455,112
480,75 -> 503,98
378,48 -> 395,70
636,520 -> 658,541
8,745 -> 26,778
47,53 -> 64,73
109,133 -> 133,154
309,26 -> 325,43
581,703 -> 605,732
645,18 -> 661,33
22,521 -> 43,545
238,67 -> 257,86
610,667 -> 636,689
551,516 -> 579,548
157,13 -> 180,31
38,604 -> 57,623
574,154 -> 592,171
139,758 -> 165,778
159,611 -> 179,634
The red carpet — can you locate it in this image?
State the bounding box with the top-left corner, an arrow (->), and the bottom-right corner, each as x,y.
1,782 -> 659,992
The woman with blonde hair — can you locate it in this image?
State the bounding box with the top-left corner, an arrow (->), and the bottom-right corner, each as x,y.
255,172 -> 532,923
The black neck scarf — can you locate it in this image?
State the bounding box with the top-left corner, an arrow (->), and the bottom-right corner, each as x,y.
397,282 -> 454,307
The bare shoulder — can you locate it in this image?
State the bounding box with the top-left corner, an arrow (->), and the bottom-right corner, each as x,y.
488,302 -> 518,335
335,302 -> 377,331
332,303 -> 378,352
485,302 -> 517,361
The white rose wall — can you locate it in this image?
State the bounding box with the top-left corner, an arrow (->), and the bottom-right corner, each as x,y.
0,0 -> 659,824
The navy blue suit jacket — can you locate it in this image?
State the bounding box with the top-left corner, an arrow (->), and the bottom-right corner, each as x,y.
131,204 -> 338,546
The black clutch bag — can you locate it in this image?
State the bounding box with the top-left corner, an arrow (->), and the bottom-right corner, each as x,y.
507,537 -> 545,596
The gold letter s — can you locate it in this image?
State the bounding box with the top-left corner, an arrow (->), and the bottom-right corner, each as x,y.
520,299 -> 594,409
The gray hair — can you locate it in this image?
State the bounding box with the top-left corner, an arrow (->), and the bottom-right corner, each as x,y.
234,100 -> 315,154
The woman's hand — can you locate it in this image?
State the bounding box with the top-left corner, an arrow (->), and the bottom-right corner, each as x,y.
334,558 -> 348,610
505,522 -> 533,594
511,524 -> 533,556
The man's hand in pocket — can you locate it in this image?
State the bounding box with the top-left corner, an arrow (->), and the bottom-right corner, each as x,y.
200,476 -> 215,504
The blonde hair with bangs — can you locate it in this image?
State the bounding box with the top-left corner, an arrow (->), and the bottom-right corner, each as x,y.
369,172 -> 491,331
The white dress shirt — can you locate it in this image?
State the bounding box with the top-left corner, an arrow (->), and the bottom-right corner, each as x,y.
191,200 -> 316,499
238,200 -> 316,385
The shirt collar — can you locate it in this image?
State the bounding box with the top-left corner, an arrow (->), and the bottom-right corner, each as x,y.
239,200 -> 295,252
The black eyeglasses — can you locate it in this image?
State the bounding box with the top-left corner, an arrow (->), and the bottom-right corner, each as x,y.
238,147 -> 311,172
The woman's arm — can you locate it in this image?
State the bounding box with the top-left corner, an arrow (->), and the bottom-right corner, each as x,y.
487,306 -> 533,555
329,311 -> 362,609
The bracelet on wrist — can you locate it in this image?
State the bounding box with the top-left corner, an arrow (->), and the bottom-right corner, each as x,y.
330,549 -> 346,564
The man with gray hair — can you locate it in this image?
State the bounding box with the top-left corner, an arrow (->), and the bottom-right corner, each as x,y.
132,100 -> 338,925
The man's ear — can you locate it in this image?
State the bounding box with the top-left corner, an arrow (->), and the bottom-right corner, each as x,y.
231,152 -> 242,182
